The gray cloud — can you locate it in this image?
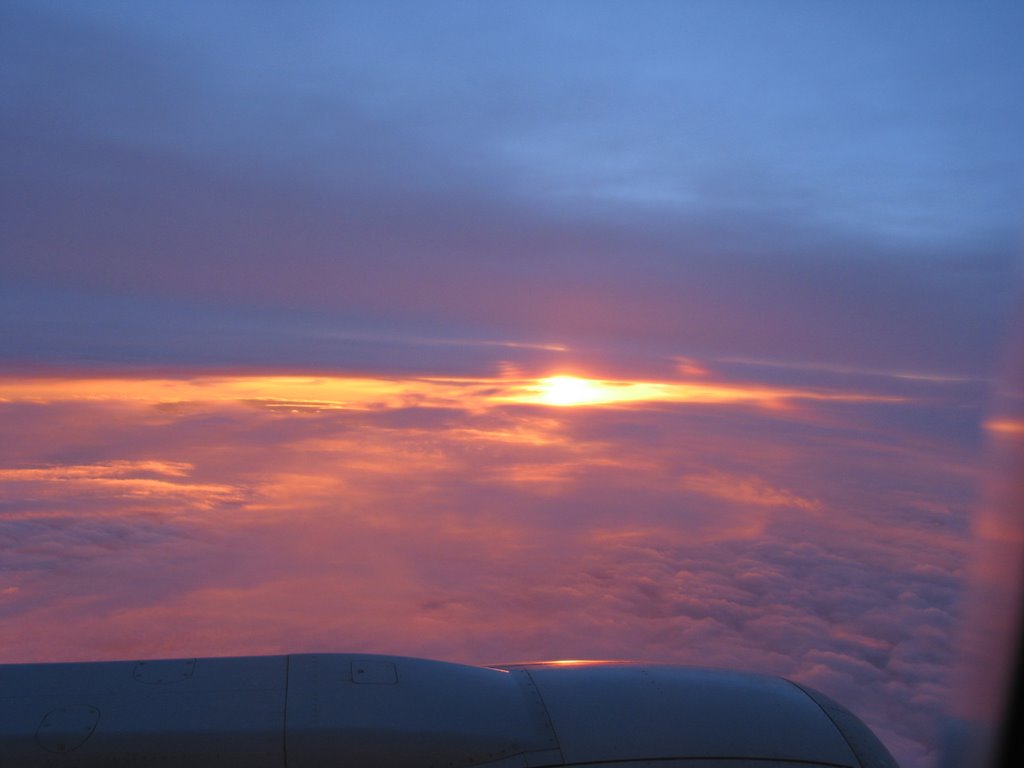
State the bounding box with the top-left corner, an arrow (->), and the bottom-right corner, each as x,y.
2,1 -> 1022,377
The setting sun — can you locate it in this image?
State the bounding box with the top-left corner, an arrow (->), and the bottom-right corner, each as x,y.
527,375 -> 683,407
537,375 -> 607,406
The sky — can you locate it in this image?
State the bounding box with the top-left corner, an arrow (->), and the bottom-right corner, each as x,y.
2,3 -> 1023,768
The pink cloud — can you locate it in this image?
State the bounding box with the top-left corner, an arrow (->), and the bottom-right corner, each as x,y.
0,368 -> 992,768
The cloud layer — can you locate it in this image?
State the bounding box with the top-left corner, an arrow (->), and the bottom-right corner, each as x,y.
0,369 -> 986,768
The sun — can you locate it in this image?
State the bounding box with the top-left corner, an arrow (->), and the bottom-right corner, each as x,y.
537,375 -> 606,406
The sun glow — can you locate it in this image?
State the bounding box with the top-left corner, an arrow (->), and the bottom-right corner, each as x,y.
0,371 -> 906,414
526,375 -> 706,407
537,376 -> 607,406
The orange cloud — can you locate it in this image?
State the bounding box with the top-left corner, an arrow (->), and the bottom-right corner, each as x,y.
0,371 -> 907,413
0,460 -> 244,511
984,418 -> 1024,437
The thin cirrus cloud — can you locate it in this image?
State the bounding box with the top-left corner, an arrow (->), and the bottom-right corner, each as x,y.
0,461 -> 243,512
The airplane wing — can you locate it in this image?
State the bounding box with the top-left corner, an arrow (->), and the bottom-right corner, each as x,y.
0,653 -> 897,767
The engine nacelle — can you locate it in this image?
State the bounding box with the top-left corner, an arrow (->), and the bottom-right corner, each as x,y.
0,653 -> 897,767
